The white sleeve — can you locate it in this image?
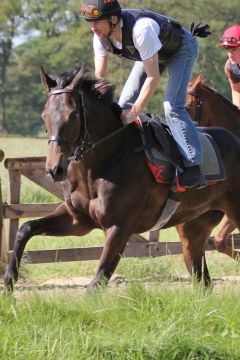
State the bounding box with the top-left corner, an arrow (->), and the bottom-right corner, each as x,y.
93,33 -> 108,56
132,18 -> 162,61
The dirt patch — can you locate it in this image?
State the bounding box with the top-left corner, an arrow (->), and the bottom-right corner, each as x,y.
1,274 -> 240,297
0,274 -> 128,296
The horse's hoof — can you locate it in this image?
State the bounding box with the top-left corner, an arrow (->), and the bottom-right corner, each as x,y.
3,272 -> 16,294
86,283 -> 99,295
2,287 -> 16,301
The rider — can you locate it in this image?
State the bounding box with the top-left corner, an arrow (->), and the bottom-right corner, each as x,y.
80,0 -> 209,189
219,24 -> 240,108
213,24 -> 240,248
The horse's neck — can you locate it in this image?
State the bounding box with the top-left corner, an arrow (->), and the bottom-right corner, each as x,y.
206,90 -> 240,129
80,104 -> 126,170
87,104 -> 121,139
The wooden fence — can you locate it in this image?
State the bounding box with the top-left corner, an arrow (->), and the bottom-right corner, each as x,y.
1,152 -> 240,268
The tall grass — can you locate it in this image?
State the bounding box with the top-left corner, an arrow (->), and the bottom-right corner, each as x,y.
1,284 -> 240,359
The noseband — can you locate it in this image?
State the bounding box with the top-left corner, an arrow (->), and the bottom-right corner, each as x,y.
47,87 -> 126,161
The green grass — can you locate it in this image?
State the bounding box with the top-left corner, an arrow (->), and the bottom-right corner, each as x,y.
1,284 -> 240,359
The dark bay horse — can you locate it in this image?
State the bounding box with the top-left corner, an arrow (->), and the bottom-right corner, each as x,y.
4,68 -> 240,292
186,74 -> 240,259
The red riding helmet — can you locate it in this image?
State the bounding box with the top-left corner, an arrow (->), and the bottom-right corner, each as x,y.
219,25 -> 240,47
80,0 -> 121,21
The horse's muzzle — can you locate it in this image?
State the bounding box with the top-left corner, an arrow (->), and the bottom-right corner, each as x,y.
45,159 -> 68,182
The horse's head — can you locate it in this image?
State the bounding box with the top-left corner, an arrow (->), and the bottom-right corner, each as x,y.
40,66 -> 122,182
186,73 -> 214,126
186,73 -> 240,130
41,67 -> 87,181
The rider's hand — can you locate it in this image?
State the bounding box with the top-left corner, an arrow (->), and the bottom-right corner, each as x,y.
121,107 -> 139,126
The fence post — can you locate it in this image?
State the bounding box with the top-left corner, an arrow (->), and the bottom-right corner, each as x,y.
0,178 -> 8,269
0,150 -> 7,269
148,230 -> 160,242
6,168 -> 21,251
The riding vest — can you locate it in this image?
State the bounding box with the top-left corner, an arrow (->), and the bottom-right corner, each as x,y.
100,9 -> 183,64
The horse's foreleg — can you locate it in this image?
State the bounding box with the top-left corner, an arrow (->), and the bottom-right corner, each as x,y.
87,225 -> 130,292
213,215 -> 237,256
4,204 -> 95,292
176,211 -> 223,286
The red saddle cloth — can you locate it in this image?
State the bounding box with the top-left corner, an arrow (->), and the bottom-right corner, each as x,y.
134,117 -> 226,192
134,118 -> 176,185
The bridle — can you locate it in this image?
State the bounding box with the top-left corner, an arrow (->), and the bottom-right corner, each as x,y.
47,87 -> 125,161
186,90 -> 203,125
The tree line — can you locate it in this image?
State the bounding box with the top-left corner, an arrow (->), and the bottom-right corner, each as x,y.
0,0 -> 239,135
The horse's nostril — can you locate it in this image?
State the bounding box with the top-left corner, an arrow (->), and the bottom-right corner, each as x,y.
55,166 -> 64,177
46,164 -> 67,181
45,165 -> 51,175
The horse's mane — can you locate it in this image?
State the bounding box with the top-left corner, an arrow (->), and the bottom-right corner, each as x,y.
192,76 -> 240,114
50,67 -> 122,119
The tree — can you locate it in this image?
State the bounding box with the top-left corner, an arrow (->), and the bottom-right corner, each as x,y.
5,0 -> 94,135
0,0 -> 24,133
3,0 -> 240,135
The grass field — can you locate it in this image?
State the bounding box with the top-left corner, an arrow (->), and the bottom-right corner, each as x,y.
1,137 -> 240,359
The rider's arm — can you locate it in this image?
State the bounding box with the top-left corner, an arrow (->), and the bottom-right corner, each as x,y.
224,60 -> 240,108
231,85 -> 240,108
95,54 -> 108,77
93,34 -> 108,78
132,52 -> 160,114
122,18 -> 161,123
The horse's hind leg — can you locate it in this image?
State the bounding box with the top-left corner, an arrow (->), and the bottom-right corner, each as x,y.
4,203 -> 96,291
213,215 -> 236,253
176,210 -> 223,286
221,200 -> 240,261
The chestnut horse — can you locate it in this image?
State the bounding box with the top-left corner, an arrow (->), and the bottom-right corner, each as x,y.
186,74 -> 240,259
4,68 -> 240,292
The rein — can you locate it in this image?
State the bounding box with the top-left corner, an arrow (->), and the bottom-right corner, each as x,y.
48,87 -> 125,161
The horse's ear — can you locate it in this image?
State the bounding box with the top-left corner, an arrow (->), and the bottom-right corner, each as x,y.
40,67 -> 57,92
193,73 -> 203,89
70,66 -> 86,89
198,72 -> 203,81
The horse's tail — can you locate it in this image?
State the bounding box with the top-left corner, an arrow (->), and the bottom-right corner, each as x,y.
190,22 -> 211,38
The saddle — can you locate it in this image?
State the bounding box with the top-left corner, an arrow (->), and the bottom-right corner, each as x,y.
134,113 -> 226,191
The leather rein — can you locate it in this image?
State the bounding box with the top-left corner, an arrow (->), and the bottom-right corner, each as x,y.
48,87 -> 125,161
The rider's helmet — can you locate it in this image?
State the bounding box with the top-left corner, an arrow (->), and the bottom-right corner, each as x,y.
219,25 -> 240,47
80,0 -> 121,21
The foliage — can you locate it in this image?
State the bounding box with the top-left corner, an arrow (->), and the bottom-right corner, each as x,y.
0,1 -> 240,134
